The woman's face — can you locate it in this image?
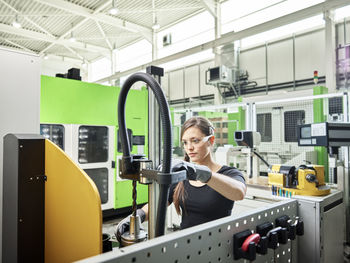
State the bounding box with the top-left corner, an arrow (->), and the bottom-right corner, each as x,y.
181,126 -> 212,163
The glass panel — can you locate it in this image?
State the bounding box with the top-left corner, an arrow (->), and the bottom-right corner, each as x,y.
40,124 -> 64,150
284,110 -> 305,142
78,126 -> 108,163
257,113 -> 272,142
84,168 -> 108,204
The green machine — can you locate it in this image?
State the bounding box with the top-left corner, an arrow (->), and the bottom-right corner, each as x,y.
40,75 -> 148,216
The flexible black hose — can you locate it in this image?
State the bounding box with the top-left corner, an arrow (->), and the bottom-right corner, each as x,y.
253,150 -> 270,168
117,72 -> 172,237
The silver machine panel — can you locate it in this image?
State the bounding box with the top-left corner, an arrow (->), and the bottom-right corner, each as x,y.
294,190 -> 344,263
78,200 -> 298,263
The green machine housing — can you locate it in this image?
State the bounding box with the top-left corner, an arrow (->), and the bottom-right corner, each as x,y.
40,75 -> 148,215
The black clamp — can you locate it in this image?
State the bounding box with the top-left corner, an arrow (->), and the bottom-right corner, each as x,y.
256,222 -> 278,250
233,230 -> 257,261
156,170 -> 187,185
233,229 -> 267,260
275,215 -> 295,241
275,215 -> 304,240
120,154 -> 188,185
119,155 -> 146,180
296,217 -> 304,236
140,169 -> 187,185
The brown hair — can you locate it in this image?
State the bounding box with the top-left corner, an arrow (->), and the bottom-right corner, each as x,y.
173,116 -> 214,215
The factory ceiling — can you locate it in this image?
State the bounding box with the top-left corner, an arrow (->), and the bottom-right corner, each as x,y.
0,0 -> 217,62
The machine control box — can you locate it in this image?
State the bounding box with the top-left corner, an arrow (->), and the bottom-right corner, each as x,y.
207,65 -> 233,84
297,122 -> 350,147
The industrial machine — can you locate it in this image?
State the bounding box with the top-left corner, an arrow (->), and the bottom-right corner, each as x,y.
297,121 -> 350,251
268,164 -> 330,196
231,130 -> 330,196
40,76 -> 149,216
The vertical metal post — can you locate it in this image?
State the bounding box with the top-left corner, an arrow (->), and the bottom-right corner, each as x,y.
324,10 -> 336,92
292,33 -> 296,91
265,42 -> 269,94
147,66 -> 164,239
344,18 -> 347,47
251,103 -> 257,132
343,92 -> 350,244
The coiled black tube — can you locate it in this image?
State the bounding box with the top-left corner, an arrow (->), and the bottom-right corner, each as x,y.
117,72 -> 172,237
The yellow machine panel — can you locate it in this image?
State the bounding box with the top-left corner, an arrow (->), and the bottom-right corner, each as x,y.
45,140 -> 102,263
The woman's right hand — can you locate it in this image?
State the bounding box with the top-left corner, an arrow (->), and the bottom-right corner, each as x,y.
171,159 -> 212,183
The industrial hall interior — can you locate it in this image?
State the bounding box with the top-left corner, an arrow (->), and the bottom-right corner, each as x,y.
1,0 -> 350,262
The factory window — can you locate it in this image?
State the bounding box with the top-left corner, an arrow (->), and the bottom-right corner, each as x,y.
284,110 -> 305,142
214,122 -> 221,128
40,124 -> 64,150
222,122 -> 228,128
257,113 -> 272,142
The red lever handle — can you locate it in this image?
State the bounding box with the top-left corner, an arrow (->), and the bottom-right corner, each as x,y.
242,233 -> 260,252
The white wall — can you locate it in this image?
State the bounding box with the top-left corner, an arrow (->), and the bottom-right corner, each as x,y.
0,47 -> 41,262
165,25 -> 338,102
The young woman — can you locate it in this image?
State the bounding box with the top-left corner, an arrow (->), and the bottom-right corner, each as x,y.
167,116 -> 246,229
116,116 -> 246,240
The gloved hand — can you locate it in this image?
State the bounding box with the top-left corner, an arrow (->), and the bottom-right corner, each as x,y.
171,159 -> 212,183
115,208 -> 146,243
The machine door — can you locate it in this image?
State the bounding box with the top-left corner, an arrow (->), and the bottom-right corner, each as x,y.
72,125 -> 115,211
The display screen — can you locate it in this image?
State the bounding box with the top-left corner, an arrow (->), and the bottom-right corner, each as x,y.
300,126 -> 311,138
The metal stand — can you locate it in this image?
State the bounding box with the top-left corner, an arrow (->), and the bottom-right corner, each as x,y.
146,66 -> 164,239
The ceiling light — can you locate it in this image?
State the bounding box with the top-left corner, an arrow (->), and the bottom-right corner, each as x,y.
69,23 -> 76,42
82,60 -> 87,67
109,7 -> 118,15
109,0 -> 118,15
152,16 -> 160,30
152,23 -> 160,30
43,54 -> 48,60
69,35 -> 76,42
12,15 -> 21,28
112,43 -> 118,52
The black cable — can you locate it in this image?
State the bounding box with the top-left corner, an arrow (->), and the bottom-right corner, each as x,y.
117,72 -> 172,237
253,150 -> 270,168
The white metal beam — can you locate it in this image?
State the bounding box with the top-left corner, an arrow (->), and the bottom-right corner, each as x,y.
63,45 -> 85,61
200,0 -> 217,18
95,21 -> 113,50
1,39 -> 35,53
112,6 -> 203,14
39,17 -> 90,55
96,0 -> 350,83
33,0 -> 152,42
0,23 -> 109,54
